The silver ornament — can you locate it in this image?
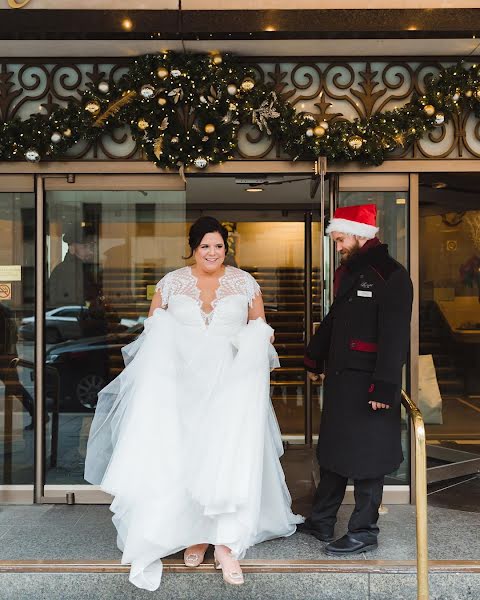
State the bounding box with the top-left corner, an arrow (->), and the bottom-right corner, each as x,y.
200,95 -> 207,104
194,157 -> 207,169
140,84 -> 156,99
51,131 -> 62,144
452,92 -> 460,102
25,148 -> 40,163
171,69 -> 181,77
98,81 -> 110,94
319,120 -> 329,130
227,84 -> 238,96
434,112 -> 445,126
306,128 -> 314,137
171,136 -> 179,144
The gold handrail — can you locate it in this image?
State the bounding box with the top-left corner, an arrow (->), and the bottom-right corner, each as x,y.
401,389 -> 429,600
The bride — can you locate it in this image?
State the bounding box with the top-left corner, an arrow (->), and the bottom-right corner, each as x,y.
84,216 -> 303,591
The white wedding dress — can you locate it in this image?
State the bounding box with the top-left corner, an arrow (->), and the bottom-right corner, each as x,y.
84,265 -> 303,591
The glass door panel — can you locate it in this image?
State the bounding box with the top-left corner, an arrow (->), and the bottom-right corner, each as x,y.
186,174 -> 327,444
44,178 -> 186,486
335,174 -> 410,486
418,172 -> 480,491
0,182 -> 35,485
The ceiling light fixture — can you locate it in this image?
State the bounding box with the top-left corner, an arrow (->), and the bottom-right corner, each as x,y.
246,185 -> 264,193
121,18 -> 133,31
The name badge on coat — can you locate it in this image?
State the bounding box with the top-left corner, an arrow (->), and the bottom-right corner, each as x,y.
357,290 -> 373,298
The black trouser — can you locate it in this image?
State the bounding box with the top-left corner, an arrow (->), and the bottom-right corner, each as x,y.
308,468 -> 384,544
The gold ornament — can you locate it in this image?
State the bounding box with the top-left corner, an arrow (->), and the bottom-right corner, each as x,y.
348,135 -> 363,150
85,101 -> 101,115
156,67 -> 169,79
171,136 -> 179,144
465,89 -> 473,98
63,128 -> 72,138
204,123 -> 215,134
423,104 -> 435,117
212,54 -> 223,65
158,97 -> 167,106
319,120 -> 329,130
241,77 -> 255,92
313,125 -> 326,137
137,118 -> 149,130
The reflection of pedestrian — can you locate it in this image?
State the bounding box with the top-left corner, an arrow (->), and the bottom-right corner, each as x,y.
48,225 -> 119,338
0,303 -> 34,430
48,224 -> 99,309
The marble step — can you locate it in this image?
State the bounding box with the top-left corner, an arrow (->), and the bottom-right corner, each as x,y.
0,560 -> 478,600
0,504 -> 478,600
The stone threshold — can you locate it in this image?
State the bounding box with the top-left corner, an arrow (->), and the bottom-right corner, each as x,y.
1,559 -> 479,574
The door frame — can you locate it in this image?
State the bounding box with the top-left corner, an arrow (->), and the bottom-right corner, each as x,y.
3,158 -> 480,504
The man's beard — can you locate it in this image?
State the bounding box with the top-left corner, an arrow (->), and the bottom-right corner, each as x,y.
339,240 -> 361,264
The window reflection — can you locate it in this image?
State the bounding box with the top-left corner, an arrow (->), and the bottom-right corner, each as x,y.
0,192 -> 35,484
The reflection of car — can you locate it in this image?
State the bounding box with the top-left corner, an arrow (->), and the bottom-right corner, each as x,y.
20,306 -> 84,343
45,323 -> 144,412
20,306 -> 143,344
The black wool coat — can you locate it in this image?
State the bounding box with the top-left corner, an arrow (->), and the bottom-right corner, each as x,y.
305,241 -> 413,479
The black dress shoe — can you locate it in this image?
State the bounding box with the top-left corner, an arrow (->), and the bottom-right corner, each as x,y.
325,533 -> 378,555
296,521 -> 335,543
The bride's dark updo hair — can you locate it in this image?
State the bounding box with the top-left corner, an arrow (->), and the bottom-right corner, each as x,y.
184,216 -> 229,259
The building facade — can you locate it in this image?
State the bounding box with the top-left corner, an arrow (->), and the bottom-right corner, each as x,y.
1,2 -> 480,514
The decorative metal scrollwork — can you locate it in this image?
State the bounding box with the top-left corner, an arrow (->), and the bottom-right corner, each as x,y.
1,58 -> 479,161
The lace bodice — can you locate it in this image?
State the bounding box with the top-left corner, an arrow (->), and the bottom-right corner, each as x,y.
155,265 -> 261,326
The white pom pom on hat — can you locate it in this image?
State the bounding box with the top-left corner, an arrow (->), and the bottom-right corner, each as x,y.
325,203 -> 379,239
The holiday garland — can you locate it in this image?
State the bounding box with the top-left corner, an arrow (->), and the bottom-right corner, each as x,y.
1,53 -> 480,170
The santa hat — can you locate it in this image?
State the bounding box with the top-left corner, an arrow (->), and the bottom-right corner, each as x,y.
325,203 -> 379,239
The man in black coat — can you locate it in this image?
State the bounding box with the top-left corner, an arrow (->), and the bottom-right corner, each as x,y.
298,203 -> 413,555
